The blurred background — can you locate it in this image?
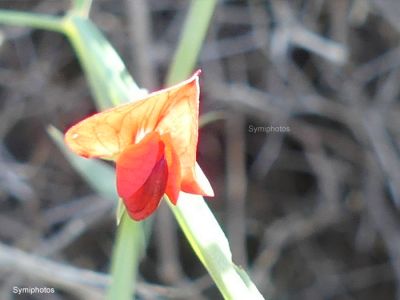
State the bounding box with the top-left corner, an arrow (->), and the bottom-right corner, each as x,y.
1,0 -> 400,299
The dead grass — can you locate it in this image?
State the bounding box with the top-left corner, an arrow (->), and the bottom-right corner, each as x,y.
1,0 -> 400,299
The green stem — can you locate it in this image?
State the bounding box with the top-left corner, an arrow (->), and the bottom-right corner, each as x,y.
107,212 -> 144,300
71,0 -> 93,18
0,10 -> 64,32
63,15 -> 143,110
168,195 -> 264,300
165,0 -> 217,85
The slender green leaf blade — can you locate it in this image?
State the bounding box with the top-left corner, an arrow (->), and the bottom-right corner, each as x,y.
107,212 -> 145,300
71,0 -> 93,18
0,10 -> 64,32
63,16 -> 146,110
169,194 -> 264,300
166,0 -> 217,85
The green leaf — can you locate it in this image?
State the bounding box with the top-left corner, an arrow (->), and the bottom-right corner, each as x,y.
107,212 -> 145,300
62,15 -> 146,110
116,198 -> 126,226
70,0 -> 93,18
166,0 -> 217,85
0,10 -> 64,32
168,194 -> 264,300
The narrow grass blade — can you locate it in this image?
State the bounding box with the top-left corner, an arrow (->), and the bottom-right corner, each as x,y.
71,0 -> 93,18
0,10 -> 64,32
166,0 -> 217,85
107,212 -> 145,300
169,194 -> 264,300
62,15 -> 146,110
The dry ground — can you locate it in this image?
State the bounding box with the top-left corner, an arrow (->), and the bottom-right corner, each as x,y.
1,0 -> 400,299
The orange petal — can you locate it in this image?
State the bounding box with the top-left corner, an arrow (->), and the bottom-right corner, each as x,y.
116,132 -> 164,199
124,153 -> 168,220
64,72 -> 201,160
162,134 -> 181,205
181,162 -> 214,197
155,73 -> 199,186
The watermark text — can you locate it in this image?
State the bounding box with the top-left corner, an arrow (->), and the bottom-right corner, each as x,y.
248,125 -> 290,133
12,286 -> 55,295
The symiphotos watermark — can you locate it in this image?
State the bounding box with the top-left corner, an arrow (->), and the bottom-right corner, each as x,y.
13,286 -> 55,295
248,124 -> 290,133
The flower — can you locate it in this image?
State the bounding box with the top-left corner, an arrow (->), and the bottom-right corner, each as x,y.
65,71 -> 214,220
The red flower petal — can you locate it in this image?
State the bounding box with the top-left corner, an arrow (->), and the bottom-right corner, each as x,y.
116,132 -> 164,199
124,153 -> 168,220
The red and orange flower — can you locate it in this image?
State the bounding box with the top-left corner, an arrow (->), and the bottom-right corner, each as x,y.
65,71 -> 214,220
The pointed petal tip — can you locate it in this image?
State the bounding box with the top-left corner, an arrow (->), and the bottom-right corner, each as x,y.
195,162 -> 214,196
64,130 -> 90,158
194,69 -> 202,77
181,163 -> 214,197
